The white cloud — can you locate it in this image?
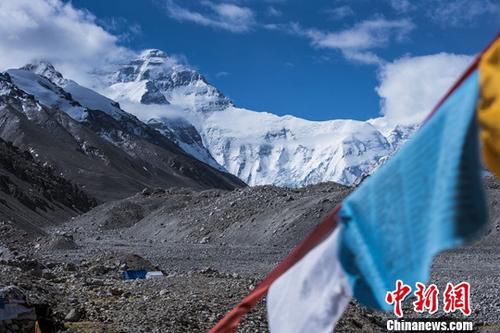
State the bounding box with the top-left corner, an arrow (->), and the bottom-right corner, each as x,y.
376,53 -> 473,125
311,19 -> 414,50
164,0 -> 255,33
266,6 -> 282,17
0,0 -> 133,87
274,18 -> 414,65
342,50 -> 383,65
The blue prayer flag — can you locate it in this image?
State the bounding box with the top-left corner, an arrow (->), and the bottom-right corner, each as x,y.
338,70 -> 488,310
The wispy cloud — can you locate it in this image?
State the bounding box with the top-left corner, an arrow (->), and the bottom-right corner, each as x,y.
309,19 -> 414,50
98,16 -> 142,42
342,50 -> 383,65
162,2 -> 416,65
266,6 -> 282,17
269,18 -> 415,65
388,0 -> 499,26
386,0 -> 415,13
215,71 -> 230,79
325,5 -> 354,20
424,0 -> 500,27
163,0 -> 255,33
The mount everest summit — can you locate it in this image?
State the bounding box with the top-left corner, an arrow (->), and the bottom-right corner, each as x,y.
0,49 -> 418,196
102,49 -> 418,186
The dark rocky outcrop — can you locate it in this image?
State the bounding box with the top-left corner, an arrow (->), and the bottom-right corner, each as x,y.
0,137 -> 96,245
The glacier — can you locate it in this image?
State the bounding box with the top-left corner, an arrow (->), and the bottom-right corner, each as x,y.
197,107 -> 394,186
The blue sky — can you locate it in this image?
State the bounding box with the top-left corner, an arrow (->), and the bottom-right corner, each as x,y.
2,0 -> 499,122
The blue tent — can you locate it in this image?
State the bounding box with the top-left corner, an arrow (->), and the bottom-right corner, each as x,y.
121,270 -> 147,280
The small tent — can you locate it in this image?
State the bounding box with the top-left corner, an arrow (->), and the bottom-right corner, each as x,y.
121,270 -> 148,280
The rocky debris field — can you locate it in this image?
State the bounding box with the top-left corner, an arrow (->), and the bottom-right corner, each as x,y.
0,179 -> 499,332
0,249 -> 385,332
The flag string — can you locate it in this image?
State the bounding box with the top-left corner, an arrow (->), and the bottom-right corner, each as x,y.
209,205 -> 341,333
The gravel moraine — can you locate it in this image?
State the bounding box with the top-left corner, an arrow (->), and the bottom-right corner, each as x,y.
0,179 -> 498,332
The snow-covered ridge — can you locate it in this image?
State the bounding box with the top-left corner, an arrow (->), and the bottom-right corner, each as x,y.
7,68 -> 90,122
9,62 -> 131,122
199,107 -> 396,186
0,72 -> 45,120
100,48 -> 418,187
5,61 -> 226,171
9,51 -> 418,187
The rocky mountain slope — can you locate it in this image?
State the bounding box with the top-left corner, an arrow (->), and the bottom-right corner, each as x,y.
0,136 -> 96,244
0,68 -> 245,202
101,49 -> 418,187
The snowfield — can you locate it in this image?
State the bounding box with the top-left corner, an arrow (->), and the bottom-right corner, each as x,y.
196,107 -> 393,186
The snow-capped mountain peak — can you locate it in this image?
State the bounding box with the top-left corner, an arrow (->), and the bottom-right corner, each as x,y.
20,61 -> 66,86
105,49 -> 232,111
15,62 -> 138,122
113,48 -> 176,84
140,48 -> 169,59
94,48 -> 420,187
